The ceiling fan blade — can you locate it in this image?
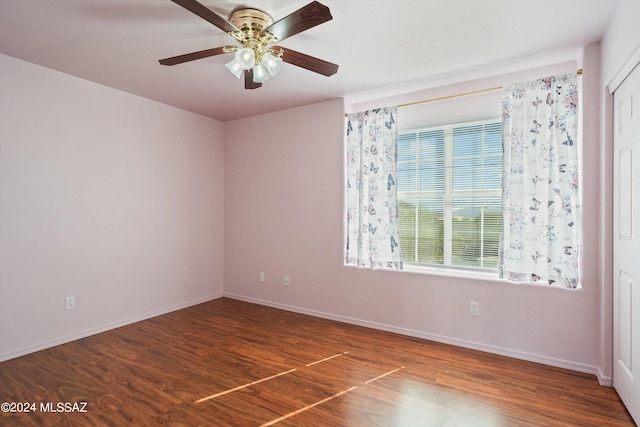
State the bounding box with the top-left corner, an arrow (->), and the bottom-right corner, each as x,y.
159,46 -> 234,66
170,0 -> 239,33
244,70 -> 262,89
261,1 -> 332,42
275,47 -> 338,77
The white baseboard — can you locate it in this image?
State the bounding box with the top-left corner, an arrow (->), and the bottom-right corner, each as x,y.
596,366 -> 613,387
224,293 -> 607,383
0,293 -> 224,362
4,291 -> 611,387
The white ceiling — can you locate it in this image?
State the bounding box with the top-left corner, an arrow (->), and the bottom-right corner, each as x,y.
0,0 -> 621,121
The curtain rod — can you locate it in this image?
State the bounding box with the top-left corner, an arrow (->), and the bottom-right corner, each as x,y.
345,68 -> 583,117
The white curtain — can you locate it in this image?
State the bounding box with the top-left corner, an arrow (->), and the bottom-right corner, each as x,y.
345,107 -> 403,270
499,73 -> 580,288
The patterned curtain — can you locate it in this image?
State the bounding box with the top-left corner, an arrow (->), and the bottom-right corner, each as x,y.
345,107 -> 403,270
499,73 -> 580,288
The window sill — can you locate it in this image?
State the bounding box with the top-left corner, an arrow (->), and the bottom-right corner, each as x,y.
399,263 -> 504,283
399,263 -> 583,290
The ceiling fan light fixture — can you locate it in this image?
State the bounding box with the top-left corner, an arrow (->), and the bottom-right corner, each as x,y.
261,52 -> 283,76
252,64 -> 271,83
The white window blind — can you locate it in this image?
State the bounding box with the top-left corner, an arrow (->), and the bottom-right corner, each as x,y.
397,120 -> 502,270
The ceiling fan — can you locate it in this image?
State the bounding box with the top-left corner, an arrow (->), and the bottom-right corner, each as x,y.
159,0 -> 339,89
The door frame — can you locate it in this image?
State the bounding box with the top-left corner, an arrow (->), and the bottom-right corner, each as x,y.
608,44 -> 640,424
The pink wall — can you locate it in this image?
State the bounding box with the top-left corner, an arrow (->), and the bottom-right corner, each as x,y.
0,55 -> 225,361
598,0 -> 640,384
601,1 -> 640,87
223,52 -> 608,380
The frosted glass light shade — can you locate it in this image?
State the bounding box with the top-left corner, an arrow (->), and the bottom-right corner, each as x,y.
237,48 -> 255,70
252,64 -> 270,83
225,57 -> 244,79
261,53 -> 283,76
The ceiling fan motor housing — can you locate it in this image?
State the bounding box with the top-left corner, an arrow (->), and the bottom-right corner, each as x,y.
229,8 -> 274,34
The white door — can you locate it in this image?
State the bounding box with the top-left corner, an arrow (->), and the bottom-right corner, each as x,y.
613,62 -> 640,424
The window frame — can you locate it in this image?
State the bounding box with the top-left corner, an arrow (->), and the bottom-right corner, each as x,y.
397,117 -> 503,273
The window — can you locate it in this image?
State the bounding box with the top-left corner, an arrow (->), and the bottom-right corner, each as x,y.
397,120 -> 502,270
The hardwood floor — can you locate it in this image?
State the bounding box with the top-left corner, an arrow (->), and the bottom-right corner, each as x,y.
0,298 -> 634,426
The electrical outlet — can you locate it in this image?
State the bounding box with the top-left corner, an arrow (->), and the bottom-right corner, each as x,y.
259,272 -> 265,283
283,275 -> 290,287
65,296 -> 75,311
469,301 -> 479,316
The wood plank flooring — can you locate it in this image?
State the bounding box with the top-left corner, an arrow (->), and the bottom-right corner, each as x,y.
0,298 -> 634,426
